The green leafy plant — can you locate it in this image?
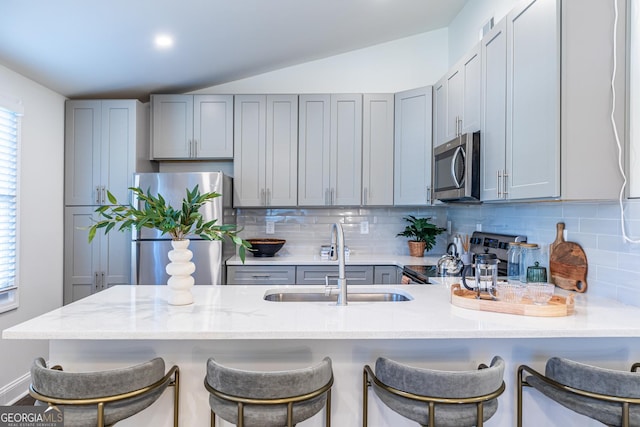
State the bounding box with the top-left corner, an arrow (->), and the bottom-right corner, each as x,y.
396,215 -> 445,252
88,185 -> 251,262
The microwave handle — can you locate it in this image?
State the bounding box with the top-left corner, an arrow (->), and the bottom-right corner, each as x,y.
450,146 -> 465,188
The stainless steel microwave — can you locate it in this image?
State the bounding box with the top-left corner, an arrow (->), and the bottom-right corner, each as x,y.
433,132 -> 480,202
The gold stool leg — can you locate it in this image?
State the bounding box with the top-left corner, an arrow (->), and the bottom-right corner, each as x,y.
326,388 -> 332,427
363,368 -> 369,427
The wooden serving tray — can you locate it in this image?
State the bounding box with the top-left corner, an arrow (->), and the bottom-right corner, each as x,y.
450,284 -> 575,317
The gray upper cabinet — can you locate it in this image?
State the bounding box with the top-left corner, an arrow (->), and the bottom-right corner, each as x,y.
505,0 -> 559,200
234,95 -> 298,207
394,87 -> 433,205
362,94 -> 394,206
151,94 -> 233,160
433,45 -> 481,147
480,19 -> 508,201
480,0 -> 623,202
298,94 -> 362,206
65,99 -> 149,206
480,0 -> 560,201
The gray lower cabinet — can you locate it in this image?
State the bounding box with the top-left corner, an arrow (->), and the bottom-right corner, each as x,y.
296,266 -> 374,286
226,265 -> 401,285
226,266 -> 296,285
373,266 -> 402,284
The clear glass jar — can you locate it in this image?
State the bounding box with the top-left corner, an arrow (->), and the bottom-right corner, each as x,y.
507,242 -> 522,282
519,243 -> 540,283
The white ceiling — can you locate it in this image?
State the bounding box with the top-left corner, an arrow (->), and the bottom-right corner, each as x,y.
0,0 -> 467,100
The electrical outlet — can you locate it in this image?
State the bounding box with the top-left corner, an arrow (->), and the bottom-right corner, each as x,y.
360,221 -> 369,234
266,220 -> 275,234
476,223 -> 482,232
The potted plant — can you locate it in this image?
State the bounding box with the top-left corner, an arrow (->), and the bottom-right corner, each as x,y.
88,185 -> 251,305
396,215 -> 445,257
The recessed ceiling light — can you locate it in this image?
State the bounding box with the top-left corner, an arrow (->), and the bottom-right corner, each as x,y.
154,34 -> 174,49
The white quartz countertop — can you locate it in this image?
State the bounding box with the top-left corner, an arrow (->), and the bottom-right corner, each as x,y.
4,284 -> 640,341
226,253 -> 442,266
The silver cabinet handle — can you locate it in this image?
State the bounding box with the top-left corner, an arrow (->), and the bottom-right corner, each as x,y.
94,272 -> 99,291
193,139 -> 197,158
101,272 -> 105,289
426,186 -> 431,204
251,275 -> 271,279
266,188 -> 271,206
96,186 -> 101,204
363,188 -> 368,205
330,188 -> 334,205
101,186 -> 106,204
497,170 -> 502,198
502,170 -> 509,198
324,189 -> 329,206
260,189 -> 265,206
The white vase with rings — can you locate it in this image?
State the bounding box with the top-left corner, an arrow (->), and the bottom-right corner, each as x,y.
166,239 -> 195,305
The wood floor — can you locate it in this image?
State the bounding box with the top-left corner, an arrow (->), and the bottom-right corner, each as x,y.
13,393 -> 36,405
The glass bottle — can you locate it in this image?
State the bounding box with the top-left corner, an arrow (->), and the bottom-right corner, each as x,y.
507,242 -> 522,283
519,243 -> 540,283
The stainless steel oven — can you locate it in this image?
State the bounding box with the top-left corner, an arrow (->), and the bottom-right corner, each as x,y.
433,132 -> 480,202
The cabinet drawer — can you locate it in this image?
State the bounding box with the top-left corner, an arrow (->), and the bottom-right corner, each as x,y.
295,266 -> 374,285
226,266 -> 296,285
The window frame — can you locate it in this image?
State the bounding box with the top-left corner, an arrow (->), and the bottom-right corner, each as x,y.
0,95 -> 23,314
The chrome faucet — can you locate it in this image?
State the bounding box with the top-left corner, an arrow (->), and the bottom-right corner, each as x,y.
326,223 -> 348,306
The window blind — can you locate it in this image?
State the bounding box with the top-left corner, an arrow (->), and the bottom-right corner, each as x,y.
0,106 -> 18,311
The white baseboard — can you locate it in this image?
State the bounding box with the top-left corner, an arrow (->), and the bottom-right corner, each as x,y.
0,370 -> 31,405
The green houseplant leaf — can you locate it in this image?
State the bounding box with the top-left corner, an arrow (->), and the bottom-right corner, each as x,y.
88,185 -> 251,262
396,215 -> 445,252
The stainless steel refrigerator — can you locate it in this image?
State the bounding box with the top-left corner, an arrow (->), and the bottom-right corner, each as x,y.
131,172 -> 234,285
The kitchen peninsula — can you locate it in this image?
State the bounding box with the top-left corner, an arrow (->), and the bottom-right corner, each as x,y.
4,284 -> 640,426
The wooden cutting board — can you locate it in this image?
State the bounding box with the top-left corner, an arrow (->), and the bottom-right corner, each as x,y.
549,222 -> 588,292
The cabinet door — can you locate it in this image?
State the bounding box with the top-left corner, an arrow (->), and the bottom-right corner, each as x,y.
394,87 -> 433,205
151,95 -> 193,159
194,95 -> 234,159
64,207 -> 99,304
266,95 -> 298,206
298,95 -> 331,206
101,100 -> 136,204
65,100 -> 101,205
226,266 -> 296,285
373,266 -> 400,284
362,94 -> 394,206
506,0 -> 560,199
64,207 -> 131,304
295,266 -> 374,285
433,78 -> 447,147
331,94 -> 362,206
233,95 -> 267,206
444,68 -> 463,142
461,45 -> 482,134
480,20 -> 508,201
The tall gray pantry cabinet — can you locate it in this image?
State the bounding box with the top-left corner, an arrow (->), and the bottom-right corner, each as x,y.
63,100 -> 155,304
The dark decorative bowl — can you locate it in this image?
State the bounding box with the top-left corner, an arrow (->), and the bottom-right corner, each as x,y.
246,239 -> 286,257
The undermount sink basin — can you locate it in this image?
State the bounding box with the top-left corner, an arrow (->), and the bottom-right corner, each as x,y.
263,288 -> 413,303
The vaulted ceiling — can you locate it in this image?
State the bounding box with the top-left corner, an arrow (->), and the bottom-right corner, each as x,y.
0,0 -> 467,100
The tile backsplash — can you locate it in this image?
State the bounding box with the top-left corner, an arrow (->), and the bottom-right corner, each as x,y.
236,199 -> 640,306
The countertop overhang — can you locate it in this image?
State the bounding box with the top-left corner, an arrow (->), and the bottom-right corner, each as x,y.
4,284 -> 640,341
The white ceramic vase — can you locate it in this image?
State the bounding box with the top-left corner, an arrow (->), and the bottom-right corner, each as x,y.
165,239 -> 196,305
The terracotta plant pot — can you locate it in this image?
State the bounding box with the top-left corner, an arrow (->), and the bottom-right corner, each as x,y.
408,241 -> 426,257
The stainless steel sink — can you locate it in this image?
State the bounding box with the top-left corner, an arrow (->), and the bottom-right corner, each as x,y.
263,288 -> 413,303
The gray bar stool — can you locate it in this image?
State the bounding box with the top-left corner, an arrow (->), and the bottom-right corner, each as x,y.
29,357 -> 180,427
363,356 -> 505,427
204,357 -> 333,427
517,357 -> 640,427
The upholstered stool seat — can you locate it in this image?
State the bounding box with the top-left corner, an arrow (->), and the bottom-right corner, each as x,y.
363,356 -> 505,427
517,357 -> 640,427
204,357 -> 333,427
29,357 -> 179,427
